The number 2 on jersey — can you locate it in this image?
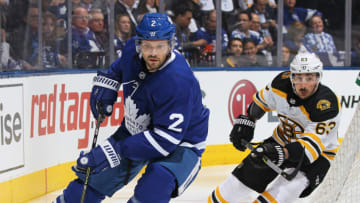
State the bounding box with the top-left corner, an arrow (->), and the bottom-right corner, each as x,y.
169,113 -> 184,133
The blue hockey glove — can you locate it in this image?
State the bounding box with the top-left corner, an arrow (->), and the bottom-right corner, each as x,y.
230,115 -> 255,151
90,71 -> 121,119
73,137 -> 121,175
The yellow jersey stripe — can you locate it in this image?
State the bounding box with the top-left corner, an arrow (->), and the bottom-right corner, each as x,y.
298,139 -> 319,161
324,146 -> 340,154
216,186 -> 229,203
322,152 -> 335,160
253,95 -> 272,112
262,191 -> 278,203
259,89 -> 267,103
299,106 -> 311,121
273,128 -> 286,146
272,88 -> 287,99
302,132 -> 325,151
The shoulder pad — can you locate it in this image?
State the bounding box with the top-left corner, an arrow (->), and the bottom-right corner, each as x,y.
270,71 -> 292,93
303,84 -> 340,122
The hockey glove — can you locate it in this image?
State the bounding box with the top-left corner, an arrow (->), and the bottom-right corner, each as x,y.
252,143 -> 285,167
90,71 -> 121,119
230,115 -> 255,151
73,137 -> 121,175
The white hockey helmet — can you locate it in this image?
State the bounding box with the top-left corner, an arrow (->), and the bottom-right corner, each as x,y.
290,52 -> 323,82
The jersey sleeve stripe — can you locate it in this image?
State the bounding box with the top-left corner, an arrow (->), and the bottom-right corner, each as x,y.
180,141 -> 206,150
261,191 -> 277,203
273,128 -> 286,146
297,139 -> 318,162
301,137 -> 322,157
259,89 -> 267,104
253,94 -> 272,112
272,88 -> 287,99
154,128 -> 181,144
299,106 -> 311,121
301,132 -> 325,151
144,131 -> 169,156
324,146 -> 340,154
322,152 -> 336,161
215,186 -> 229,203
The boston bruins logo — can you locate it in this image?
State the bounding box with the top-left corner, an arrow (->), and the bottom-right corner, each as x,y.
316,100 -> 331,111
278,114 -> 305,139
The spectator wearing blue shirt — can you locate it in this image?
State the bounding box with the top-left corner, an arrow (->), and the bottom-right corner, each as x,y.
231,11 -> 267,52
191,9 -> 228,53
283,0 -> 322,33
303,15 -> 342,66
114,14 -> 132,58
60,6 -> 103,68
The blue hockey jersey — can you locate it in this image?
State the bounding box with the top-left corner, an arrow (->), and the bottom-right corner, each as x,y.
108,38 -> 210,161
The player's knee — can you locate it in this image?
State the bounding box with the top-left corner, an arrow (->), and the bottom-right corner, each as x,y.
131,163 -> 176,203
57,179 -> 105,203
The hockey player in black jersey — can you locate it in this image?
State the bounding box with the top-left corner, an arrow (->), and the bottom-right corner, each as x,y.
209,52 -> 341,203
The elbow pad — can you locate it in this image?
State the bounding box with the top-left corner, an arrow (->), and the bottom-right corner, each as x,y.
247,102 -> 266,121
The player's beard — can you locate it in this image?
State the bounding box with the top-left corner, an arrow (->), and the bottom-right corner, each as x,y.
145,53 -> 170,72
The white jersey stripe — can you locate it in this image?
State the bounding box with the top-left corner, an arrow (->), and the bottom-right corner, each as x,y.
144,131 -> 169,156
180,141 -> 206,150
154,128 -> 181,144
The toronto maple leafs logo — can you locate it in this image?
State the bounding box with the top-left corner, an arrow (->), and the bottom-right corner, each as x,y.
124,96 -> 151,135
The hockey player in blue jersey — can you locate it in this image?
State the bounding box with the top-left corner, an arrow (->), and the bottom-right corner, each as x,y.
54,13 -> 209,203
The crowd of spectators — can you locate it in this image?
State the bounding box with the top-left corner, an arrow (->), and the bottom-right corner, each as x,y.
0,0 -> 359,71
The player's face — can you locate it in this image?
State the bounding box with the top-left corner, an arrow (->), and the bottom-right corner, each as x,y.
292,73 -> 319,99
140,40 -> 171,72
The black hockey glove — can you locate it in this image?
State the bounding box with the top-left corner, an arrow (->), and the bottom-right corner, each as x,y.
230,115 -> 255,151
252,143 -> 285,167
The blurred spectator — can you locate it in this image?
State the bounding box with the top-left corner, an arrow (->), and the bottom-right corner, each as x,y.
246,0 -> 277,41
89,9 -> 108,52
242,38 -> 267,66
191,9 -> 229,65
169,0 -> 202,29
231,11 -> 266,52
172,5 -> 206,62
114,14 -> 132,58
302,15 -> 342,66
5,0 -> 29,32
8,4 -> 39,64
234,0 -> 277,11
61,6 -> 103,68
284,21 -> 307,55
136,0 -> 157,17
283,0 -> 322,32
29,13 -> 66,69
352,36 -> 360,66
81,0 -> 94,11
250,12 -> 273,65
277,45 -> 293,67
115,0 -> 139,37
222,37 -> 247,67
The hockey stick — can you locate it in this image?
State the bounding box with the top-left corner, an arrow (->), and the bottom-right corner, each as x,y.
80,102 -> 105,203
241,139 -> 304,181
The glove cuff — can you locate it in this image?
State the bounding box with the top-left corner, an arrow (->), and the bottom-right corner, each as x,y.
93,75 -> 120,92
99,140 -> 121,168
234,117 -> 255,128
